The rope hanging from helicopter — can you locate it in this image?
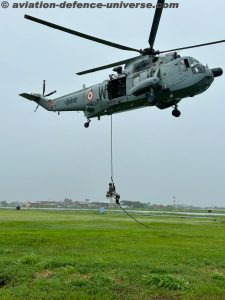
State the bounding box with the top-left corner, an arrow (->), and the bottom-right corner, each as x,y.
109,114 -> 151,229
110,114 -> 114,184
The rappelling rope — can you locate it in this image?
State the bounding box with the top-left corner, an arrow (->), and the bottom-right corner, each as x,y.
110,114 -> 113,183
110,114 -> 150,229
117,203 -> 151,229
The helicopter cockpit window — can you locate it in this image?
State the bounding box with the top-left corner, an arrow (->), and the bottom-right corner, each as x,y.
189,57 -> 199,67
133,59 -> 152,73
192,64 -> 206,74
188,57 -> 205,74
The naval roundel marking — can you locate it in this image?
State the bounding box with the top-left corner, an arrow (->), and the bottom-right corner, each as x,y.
47,100 -> 54,109
87,90 -> 94,102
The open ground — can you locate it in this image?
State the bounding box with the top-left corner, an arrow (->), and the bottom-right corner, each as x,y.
0,209 -> 225,299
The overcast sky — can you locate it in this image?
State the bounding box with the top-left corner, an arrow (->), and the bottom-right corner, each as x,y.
1,0 -> 225,206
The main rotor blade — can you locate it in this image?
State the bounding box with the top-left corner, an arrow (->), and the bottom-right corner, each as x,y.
160,39 -> 225,54
24,15 -> 141,53
76,57 -> 137,75
148,0 -> 165,50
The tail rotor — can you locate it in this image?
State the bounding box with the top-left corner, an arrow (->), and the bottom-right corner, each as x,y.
34,80 -> 56,112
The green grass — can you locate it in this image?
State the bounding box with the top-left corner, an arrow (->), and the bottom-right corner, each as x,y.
0,209 -> 225,299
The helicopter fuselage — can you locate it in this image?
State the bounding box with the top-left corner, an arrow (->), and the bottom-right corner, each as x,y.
20,53 -> 222,122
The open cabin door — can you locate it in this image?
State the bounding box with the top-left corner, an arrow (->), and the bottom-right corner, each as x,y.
107,76 -> 126,100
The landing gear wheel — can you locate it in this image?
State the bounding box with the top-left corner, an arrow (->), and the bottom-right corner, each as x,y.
84,119 -> 91,128
172,109 -> 181,118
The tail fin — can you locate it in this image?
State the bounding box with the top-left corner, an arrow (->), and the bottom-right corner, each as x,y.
19,93 -> 41,102
20,80 -> 56,111
19,92 -> 56,111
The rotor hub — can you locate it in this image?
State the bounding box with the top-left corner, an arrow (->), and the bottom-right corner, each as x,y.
141,48 -> 160,56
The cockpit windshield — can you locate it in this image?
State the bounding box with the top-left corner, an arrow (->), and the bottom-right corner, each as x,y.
189,57 -> 199,67
189,58 -> 205,74
192,64 -> 206,74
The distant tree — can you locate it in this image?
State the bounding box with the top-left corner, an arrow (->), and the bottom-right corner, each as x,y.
121,200 -> 133,207
0,200 -> 8,207
63,198 -> 72,206
121,200 -> 149,209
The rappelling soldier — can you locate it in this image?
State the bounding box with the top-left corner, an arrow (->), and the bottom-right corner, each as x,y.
106,182 -> 120,204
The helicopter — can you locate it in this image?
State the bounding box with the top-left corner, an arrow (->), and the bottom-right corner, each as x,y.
20,0 -> 224,128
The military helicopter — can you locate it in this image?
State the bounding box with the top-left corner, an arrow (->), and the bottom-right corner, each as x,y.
20,0 -> 224,128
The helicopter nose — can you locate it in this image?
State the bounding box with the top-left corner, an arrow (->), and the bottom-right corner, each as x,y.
211,68 -> 223,77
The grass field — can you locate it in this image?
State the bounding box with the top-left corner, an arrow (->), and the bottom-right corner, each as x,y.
0,209 -> 225,299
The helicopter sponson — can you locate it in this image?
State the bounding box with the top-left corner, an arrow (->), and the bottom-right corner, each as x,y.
129,77 -> 160,96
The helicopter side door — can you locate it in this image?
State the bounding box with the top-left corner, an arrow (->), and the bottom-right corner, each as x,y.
160,58 -> 192,91
107,76 -> 126,100
160,62 -> 178,89
179,58 -> 191,80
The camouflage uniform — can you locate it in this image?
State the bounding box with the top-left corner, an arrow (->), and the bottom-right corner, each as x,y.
106,183 -> 120,204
